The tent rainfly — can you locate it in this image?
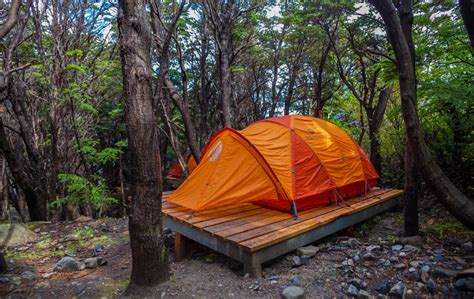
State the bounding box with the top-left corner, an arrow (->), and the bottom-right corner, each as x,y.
168,115 -> 379,216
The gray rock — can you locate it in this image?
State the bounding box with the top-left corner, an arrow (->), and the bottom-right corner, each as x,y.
289,276 -> 301,286
63,234 -> 79,242
0,224 -> 37,246
420,271 -> 430,283
353,255 -> 360,262
432,267 -> 459,278
393,263 -> 406,269
403,244 -> 419,252
296,245 -> 319,257
357,289 -> 370,298
461,242 -> 473,251
421,265 -> 430,273
41,272 -> 54,279
389,281 -> 405,298
374,280 -> 390,294
409,261 -> 421,268
409,267 -> 416,273
457,267 -> 474,278
366,245 -> 380,252
84,257 -> 99,269
343,258 -> 354,267
389,256 -> 399,262
348,278 -> 362,289
426,279 -> 437,294
20,271 -> 36,281
281,286 -> 305,299
382,259 -> 391,267
348,284 -> 359,296
348,238 -> 361,248
291,256 -> 302,268
300,255 -> 310,266
453,256 -> 467,266
433,254 -> 444,262
363,252 -> 375,260
53,257 -> 79,272
391,244 -> 403,251
400,235 -> 422,246
465,277 -> 474,291
455,278 -> 467,291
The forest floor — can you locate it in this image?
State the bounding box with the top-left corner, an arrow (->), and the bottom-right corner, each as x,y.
1,194 -> 473,298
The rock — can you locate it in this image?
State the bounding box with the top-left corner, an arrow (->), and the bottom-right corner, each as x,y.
393,263 -> 406,269
343,259 -> 354,267
348,238 -> 361,248
432,267 -> 458,278
11,276 -> 21,286
41,272 -> 54,279
163,227 -> 172,235
362,252 -> 375,260
421,265 -> 430,273
426,279 -> 437,294
457,267 -> 474,278
399,252 -> 407,257
289,276 -> 301,286
455,278 -> 467,290
382,259 -> 391,267
465,277 -> 474,291
53,257 -> 79,272
94,245 -> 104,252
366,245 -> 380,252
433,254 -> 444,262
453,256 -> 466,266
389,281 -> 405,297
391,244 -> 403,251
243,273 -> 250,279
84,258 -> 99,269
420,271 -> 430,283
347,284 -> 359,296
357,289 -> 370,298
409,267 -> 416,273
34,228 -> 41,233
403,245 -> 419,252
63,234 -> 79,242
281,286 -> 305,299
374,280 -> 391,294
400,236 -> 422,246
348,278 -> 362,289
409,261 -> 421,268
353,255 -> 360,262
461,242 -> 473,251
20,271 -> 36,281
300,255 -> 310,266
296,245 -> 319,257
0,224 -> 37,246
389,256 -> 399,262
291,256 -> 302,268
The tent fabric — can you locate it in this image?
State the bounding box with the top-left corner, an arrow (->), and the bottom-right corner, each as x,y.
168,154 -> 197,178
168,115 -> 379,213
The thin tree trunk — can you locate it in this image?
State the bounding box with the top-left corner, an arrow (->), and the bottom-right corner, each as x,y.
118,0 -> 169,289
370,0 -> 474,229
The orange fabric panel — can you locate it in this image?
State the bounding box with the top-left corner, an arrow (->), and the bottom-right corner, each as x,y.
168,130 -> 279,211
241,122 -> 293,199
292,116 -> 366,187
187,155 -> 197,174
292,132 -> 335,199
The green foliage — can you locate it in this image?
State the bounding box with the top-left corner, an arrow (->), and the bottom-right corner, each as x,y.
50,174 -> 117,209
427,222 -> 474,239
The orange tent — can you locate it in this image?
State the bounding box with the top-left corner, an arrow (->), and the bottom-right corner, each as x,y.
168,154 -> 197,178
168,115 -> 378,214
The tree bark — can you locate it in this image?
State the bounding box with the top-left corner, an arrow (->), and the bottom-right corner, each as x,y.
459,0 -> 474,48
118,0 -> 169,289
0,0 -> 21,40
370,0 -> 474,229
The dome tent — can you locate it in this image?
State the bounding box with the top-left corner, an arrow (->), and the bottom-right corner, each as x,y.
168,115 -> 378,215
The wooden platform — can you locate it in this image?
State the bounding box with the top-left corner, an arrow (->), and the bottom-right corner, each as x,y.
161,188 -> 403,277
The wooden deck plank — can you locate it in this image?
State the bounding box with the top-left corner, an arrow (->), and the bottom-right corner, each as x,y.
167,205 -> 261,224
241,189 -> 402,251
193,207 -> 273,228
205,209 -> 282,234
223,189 -> 390,243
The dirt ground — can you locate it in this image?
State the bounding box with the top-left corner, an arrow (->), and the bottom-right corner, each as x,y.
1,194 -> 473,298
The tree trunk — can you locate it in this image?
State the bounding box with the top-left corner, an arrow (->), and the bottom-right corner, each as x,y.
118,0 -> 169,289
220,28 -> 233,127
398,0 -> 420,237
370,0 -> 474,229
459,0 -> 474,48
